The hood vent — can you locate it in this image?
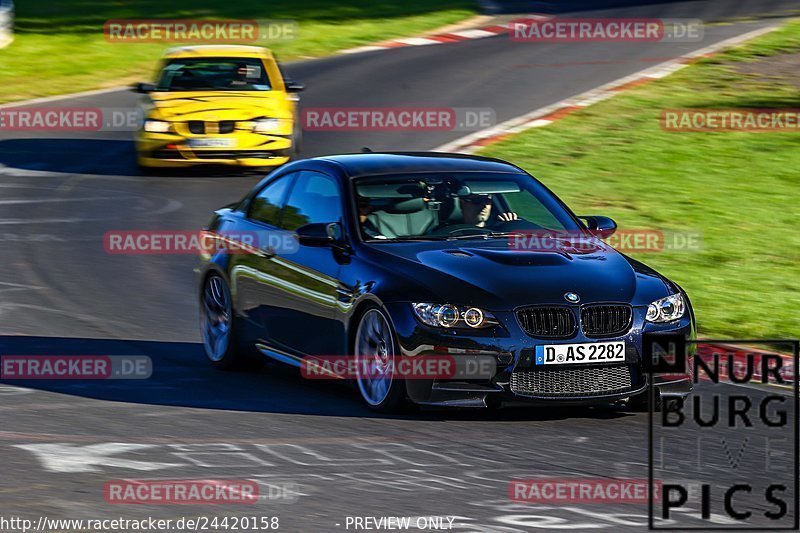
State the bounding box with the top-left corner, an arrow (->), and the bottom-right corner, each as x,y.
444,249 -> 473,257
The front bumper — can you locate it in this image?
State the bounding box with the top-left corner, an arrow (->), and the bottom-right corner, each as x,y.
384,302 -> 694,408
136,131 -> 293,168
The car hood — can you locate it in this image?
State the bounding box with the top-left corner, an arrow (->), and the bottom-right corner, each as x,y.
147,91 -> 289,121
370,239 -> 671,310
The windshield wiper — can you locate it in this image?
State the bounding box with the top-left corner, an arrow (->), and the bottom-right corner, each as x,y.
368,232 -> 528,242
368,236 -> 450,242
444,233 -> 492,240
443,231 -> 527,240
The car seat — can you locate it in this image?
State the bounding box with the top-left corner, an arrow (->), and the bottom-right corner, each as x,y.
366,198 -> 437,239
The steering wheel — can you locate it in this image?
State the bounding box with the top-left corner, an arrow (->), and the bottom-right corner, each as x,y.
490,218 -> 531,232
426,224 -> 490,237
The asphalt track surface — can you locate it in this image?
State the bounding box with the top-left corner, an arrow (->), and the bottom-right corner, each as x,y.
0,1 -> 798,531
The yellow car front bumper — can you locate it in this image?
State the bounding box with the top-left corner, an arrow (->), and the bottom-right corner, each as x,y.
136,131 -> 293,168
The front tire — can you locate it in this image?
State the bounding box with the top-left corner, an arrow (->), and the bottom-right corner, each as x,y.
353,306 -> 409,412
200,273 -> 246,370
289,119 -> 302,158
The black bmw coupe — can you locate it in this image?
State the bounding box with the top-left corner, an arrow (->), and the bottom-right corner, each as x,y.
198,152 -> 694,411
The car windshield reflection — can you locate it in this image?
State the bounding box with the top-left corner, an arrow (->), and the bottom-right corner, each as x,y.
354,172 -> 581,241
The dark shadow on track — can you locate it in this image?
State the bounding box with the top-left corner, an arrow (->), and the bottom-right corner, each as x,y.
0,336 -> 635,422
0,138 -> 281,178
0,139 -> 139,176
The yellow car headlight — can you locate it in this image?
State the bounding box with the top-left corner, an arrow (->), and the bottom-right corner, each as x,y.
251,118 -> 286,133
144,119 -> 171,133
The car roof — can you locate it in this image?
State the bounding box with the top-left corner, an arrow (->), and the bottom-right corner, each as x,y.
163,45 -> 273,59
314,152 -> 526,178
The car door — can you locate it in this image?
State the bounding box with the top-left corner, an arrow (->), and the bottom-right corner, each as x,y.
230,171 -> 296,350
265,170 -> 346,357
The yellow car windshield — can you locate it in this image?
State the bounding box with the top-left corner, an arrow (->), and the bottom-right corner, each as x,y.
156,57 -> 272,92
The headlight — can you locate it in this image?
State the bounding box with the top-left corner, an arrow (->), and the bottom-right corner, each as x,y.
143,119 -> 170,133
646,293 -> 686,323
412,303 -> 498,329
251,118 -> 285,133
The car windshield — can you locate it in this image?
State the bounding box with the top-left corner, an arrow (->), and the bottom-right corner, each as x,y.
155,57 -> 271,92
353,172 -> 582,241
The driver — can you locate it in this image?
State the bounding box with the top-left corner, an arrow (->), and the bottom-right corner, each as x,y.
459,194 -> 518,228
229,63 -> 252,88
358,197 -> 386,239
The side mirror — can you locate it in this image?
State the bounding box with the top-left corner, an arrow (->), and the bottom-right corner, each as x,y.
132,82 -> 156,93
581,215 -> 617,238
296,222 -> 341,246
284,80 -> 305,93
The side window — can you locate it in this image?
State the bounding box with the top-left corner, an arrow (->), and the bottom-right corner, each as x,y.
248,175 -> 293,226
280,172 -> 342,232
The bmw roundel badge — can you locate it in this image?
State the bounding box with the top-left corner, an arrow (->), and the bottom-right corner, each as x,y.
564,292 -> 580,303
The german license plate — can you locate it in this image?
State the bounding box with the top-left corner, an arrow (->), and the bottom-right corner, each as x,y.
534,341 -> 625,365
188,138 -> 235,148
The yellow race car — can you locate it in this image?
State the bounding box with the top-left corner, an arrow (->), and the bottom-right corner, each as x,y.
134,45 -> 304,171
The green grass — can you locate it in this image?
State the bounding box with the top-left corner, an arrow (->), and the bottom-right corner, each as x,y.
0,0 -> 475,103
480,20 -> 800,339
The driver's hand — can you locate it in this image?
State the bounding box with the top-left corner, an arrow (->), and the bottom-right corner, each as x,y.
497,212 -> 519,222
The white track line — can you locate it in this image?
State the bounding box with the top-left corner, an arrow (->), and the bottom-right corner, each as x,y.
393,37 -> 442,46
449,29 -> 498,39
339,45 -> 387,55
1,16 -> 543,109
0,86 -> 131,110
433,23 -> 784,154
